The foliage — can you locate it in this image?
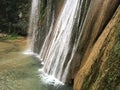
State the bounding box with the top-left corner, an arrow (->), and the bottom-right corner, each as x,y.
114,28 -> 120,57
100,53 -> 120,90
0,0 -> 31,35
100,27 -> 120,90
114,43 -> 120,57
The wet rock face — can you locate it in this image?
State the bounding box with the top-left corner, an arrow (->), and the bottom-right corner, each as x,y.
76,0 -> 119,67
0,0 -> 31,35
74,4 -> 120,90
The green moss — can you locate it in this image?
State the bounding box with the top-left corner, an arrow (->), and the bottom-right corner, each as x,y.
99,53 -> 120,90
114,28 -> 120,57
81,58 -> 102,90
114,42 -> 120,57
98,29 -> 120,90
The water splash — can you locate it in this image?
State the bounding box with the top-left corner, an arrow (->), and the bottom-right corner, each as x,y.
39,0 -> 80,82
38,69 -> 64,85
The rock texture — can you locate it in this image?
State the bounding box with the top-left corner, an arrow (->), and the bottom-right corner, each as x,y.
70,0 -> 119,82
31,0 -> 119,84
74,5 -> 120,90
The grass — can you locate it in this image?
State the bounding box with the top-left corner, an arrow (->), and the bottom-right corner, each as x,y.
0,34 -> 23,41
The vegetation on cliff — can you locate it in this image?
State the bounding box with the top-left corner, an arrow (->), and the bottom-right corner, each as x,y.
74,5 -> 120,90
102,19 -> 120,90
114,28 -> 120,57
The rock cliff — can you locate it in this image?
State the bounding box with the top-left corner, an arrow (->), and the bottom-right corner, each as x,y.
69,0 -> 119,82
74,5 -> 120,90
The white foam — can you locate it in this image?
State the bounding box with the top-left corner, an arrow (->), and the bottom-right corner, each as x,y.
22,49 -> 40,59
38,69 -> 64,85
23,49 -> 34,55
23,50 -> 64,85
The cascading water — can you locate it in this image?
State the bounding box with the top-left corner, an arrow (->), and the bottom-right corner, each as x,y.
27,0 -> 39,52
40,0 -> 79,82
28,0 -> 91,83
40,0 -> 80,81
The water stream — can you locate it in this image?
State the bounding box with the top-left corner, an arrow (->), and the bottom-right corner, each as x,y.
29,0 -> 90,83
39,0 -> 80,82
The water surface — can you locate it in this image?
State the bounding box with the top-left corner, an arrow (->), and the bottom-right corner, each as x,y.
0,38 -> 73,90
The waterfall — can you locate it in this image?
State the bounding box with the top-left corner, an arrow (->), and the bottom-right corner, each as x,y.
39,0 -> 80,82
28,0 -> 39,52
28,0 -> 91,83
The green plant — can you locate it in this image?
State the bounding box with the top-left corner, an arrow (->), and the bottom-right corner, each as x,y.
114,43 -> 120,57
114,28 -> 120,57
